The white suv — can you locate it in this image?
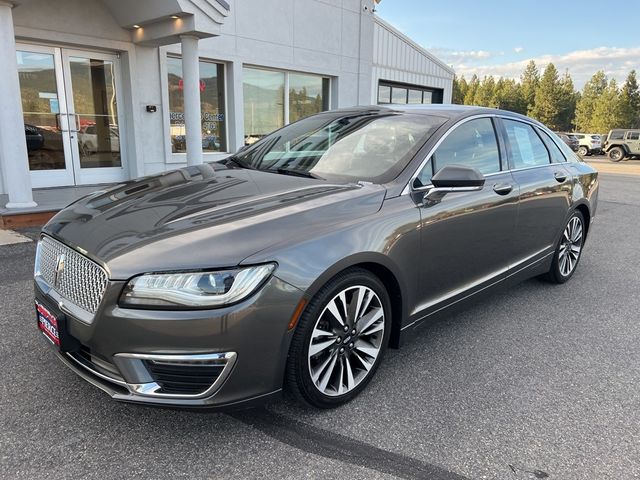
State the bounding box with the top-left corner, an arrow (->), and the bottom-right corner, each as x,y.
572,133 -> 602,156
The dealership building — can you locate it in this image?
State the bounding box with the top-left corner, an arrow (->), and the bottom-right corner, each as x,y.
0,0 -> 454,210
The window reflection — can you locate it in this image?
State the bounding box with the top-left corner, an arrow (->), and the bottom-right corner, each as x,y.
167,57 -> 227,153
288,73 -> 330,123
243,68 -> 285,145
17,50 -> 66,171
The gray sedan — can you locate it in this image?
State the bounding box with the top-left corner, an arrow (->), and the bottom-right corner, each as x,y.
34,105 -> 598,409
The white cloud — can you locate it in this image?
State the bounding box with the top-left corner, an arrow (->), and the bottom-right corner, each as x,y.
431,48 -> 496,63
451,46 -> 640,89
514,47 -> 524,53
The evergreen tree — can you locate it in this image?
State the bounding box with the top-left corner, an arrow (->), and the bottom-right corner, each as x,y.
619,70 -> 640,128
591,79 -> 621,133
464,74 -> 480,105
520,60 -> 540,115
530,63 -> 563,129
556,71 -> 577,131
493,78 -> 525,114
575,71 -> 607,131
474,76 -> 497,107
452,75 -> 467,104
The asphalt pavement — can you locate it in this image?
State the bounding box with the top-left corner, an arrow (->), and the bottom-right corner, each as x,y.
1,172 -> 639,480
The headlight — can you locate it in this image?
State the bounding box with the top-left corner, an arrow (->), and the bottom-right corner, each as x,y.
120,264 -> 276,309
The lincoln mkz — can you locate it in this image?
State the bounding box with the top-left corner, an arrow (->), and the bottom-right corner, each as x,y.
34,105 -> 598,409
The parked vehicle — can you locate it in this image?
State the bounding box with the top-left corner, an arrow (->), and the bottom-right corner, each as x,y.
573,133 -> 602,156
34,105 -> 598,410
572,133 -> 602,156
556,132 -> 579,151
603,129 -> 640,162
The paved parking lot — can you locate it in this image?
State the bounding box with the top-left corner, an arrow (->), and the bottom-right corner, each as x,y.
1,172 -> 639,479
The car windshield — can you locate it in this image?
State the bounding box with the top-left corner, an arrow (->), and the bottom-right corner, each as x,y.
231,111 -> 446,183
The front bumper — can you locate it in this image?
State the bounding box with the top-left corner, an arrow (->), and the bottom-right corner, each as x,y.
35,274 -> 304,409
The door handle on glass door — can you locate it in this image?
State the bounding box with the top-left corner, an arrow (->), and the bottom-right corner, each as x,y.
492,183 -> 513,195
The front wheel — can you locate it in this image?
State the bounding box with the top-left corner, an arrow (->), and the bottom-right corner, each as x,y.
608,147 -> 625,162
286,268 -> 391,408
577,146 -> 588,157
542,211 -> 586,284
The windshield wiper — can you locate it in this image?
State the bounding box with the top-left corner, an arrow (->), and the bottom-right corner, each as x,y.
271,167 -> 323,180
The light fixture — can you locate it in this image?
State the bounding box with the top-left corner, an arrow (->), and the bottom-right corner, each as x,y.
132,24 -> 141,29
170,15 -> 179,19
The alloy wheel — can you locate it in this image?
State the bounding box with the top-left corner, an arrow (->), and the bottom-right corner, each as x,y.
558,216 -> 583,276
307,285 -> 385,397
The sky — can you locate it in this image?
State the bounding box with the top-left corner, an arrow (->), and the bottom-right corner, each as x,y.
375,0 -> 640,89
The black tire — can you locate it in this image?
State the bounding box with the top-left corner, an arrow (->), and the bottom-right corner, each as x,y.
285,268 -> 391,408
608,147 -> 625,162
577,146 -> 588,157
542,210 -> 586,284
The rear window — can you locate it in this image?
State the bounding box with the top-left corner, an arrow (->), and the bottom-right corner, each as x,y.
503,119 -> 550,169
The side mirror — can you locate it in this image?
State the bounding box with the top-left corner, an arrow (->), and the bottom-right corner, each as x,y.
431,164 -> 485,188
422,165 -> 485,206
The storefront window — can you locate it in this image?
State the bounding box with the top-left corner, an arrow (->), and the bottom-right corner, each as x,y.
167,56 -> 226,153
392,87 -> 408,104
378,85 -> 391,104
289,73 -> 330,123
378,81 -> 442,105
243,68 -> 330,145
243,68 -> 285,145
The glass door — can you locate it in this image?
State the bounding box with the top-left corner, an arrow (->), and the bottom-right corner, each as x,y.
17,45 -> 127,188
62,49 -> 127,185
16,45 -> 76,188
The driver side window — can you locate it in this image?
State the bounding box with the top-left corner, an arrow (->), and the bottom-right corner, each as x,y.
414,118 -> 501,188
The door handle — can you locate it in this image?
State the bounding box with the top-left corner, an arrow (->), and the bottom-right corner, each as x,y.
554,171 -> 567,183
492,183 -> 513,195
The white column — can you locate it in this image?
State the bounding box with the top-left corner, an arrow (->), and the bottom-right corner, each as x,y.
0,1 -> 36,208
226,60 -> 244,152
180,35 -> 203,166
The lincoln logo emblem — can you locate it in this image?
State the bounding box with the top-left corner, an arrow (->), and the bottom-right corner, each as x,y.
54,253 -> 66,286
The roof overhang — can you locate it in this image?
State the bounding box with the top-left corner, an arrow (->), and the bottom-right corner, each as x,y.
102,0 -> 229,46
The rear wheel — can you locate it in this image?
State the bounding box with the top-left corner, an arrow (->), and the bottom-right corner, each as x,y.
577,146 -> 588,157
609,147 -> 625,162
542,211 -> 585,284
286,268 -> 391,408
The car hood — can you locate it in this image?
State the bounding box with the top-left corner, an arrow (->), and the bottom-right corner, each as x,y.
43,163 -> 386,279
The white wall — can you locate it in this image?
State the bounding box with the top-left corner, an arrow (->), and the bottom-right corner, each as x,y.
372,16 -> 455,103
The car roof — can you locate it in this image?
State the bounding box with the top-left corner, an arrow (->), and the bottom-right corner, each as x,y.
329,104 -> 544,126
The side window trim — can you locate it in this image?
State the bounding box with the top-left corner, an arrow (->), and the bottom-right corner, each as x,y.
536,126 -> 567,163
405,114 -> 507,194
499,117 -> 553,171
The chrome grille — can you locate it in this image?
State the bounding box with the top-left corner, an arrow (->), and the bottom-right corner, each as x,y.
36,236 -> 108,314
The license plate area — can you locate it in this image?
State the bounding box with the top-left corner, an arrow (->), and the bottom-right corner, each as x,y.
35,299 -> 80,352
36,300 -> 60,346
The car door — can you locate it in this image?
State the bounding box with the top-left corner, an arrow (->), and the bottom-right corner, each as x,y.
411,117 -> 519,316
626,131 -> 640,155
498,118 -> 573,266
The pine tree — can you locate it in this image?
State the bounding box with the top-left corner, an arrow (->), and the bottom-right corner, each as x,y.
591,79 -> 621,133
520,60 -> 540,115
557,71 -> 577,131
452,75 -> 468,104
464,74 -> 480,105
574,71 -> 607,132
493,78 -> 525,114
529,63 -> 562,129
474,76 -> 497,107
619,70 -> 640,128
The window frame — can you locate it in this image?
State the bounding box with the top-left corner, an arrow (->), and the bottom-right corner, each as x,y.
163,54 -> 229,163
497,117 -> 552,171
411,116 -> 505,189
242,65 -> 331,142
626,131 -> 640,140
405,114 -> 571,195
